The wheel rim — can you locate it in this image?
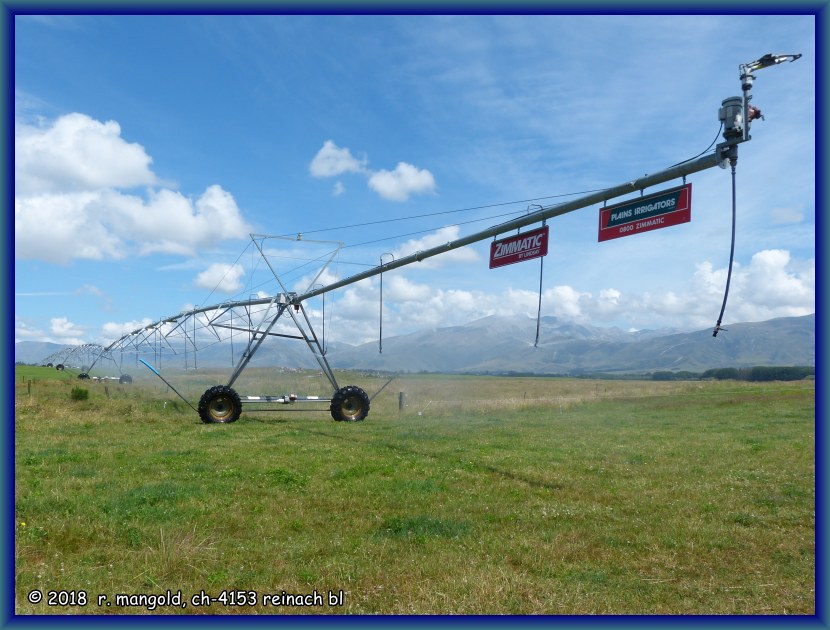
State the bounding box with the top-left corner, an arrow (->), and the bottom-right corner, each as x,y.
339,395 -> 365,421
208,395 -> 236,422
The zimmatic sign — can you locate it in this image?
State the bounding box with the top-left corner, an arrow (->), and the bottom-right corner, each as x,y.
489,225 -> 549,269
598,183 -> 692,242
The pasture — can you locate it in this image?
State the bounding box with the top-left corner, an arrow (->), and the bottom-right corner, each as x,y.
14,366 -> 815,615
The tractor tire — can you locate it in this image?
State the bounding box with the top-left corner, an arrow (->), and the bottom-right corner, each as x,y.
119,374 -> 133,385
198,385 -> 242,424
330,385 -> 370,422
55,364 -> 64,371
78,373 -> 90,380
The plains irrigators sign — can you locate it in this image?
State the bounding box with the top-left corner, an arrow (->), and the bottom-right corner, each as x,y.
598,183 -> 692,242
489,225 -> 549,269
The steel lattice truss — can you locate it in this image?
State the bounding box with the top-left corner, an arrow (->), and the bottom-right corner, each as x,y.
83,235 -> 343,398
41,343 -> 109,371
95,294 -> 334,387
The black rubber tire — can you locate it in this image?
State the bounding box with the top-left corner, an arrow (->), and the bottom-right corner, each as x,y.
46,363 -> 53,368
119,374 -> 133,385
78,373 -> 90,380
55,364 -> 64,371
198,385 -> 242,424
330,385 -> 370,422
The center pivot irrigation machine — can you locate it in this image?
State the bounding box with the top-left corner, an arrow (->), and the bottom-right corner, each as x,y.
80,54 -> 800,424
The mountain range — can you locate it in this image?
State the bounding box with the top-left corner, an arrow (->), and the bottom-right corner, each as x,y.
15,313 -> 815,375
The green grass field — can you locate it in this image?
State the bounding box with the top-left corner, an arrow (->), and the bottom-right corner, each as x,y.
14,366 -> 815,615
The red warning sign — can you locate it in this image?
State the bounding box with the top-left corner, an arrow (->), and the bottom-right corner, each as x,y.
598,184 -> 692,242
489,225 -> 549,269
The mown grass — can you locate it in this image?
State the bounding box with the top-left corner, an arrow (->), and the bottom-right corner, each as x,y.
14,367 -> 815,615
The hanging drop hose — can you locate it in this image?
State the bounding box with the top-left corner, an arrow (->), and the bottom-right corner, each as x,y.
713,158 -> 738,337
534,218 -> 546,348
534,255 -> 544,348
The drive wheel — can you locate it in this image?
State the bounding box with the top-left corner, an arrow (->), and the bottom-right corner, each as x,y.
330,385 -> 370,422
198,385 -> 242,424
119,374 -> 133,384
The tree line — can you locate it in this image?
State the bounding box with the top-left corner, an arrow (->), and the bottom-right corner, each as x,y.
652,366 -> 815,382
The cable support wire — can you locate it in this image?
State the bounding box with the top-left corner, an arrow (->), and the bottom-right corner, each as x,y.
276,188 -> 609,242
342,208 -> 529,250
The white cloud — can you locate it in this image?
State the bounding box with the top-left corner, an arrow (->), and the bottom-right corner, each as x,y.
384,275 -> 433,303
729,249 -> 814,320
391,226 -> 479,268
49,317 -> 86,345
309,140 -> 367,177
334,279 -> 378,321
15,185 -> 251,263
14,315 -> 45,343
318,247 -> 813,344
368,162 -> 436,202
100,318 -> 155,343
15,193 -> 126,262
195,263 -> 246,294
310,140 -> 436,202
14,113 -> 252,263
122,185 -> 251,257
593,249 -> 814,329
15,112 -> 156,195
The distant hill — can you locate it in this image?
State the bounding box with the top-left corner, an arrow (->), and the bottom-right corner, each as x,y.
13,341 -> 68,365
15,314 -> 814,375
324,313 -> 815,375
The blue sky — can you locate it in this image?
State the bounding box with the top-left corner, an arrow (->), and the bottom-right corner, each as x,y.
13,13 -> 815,352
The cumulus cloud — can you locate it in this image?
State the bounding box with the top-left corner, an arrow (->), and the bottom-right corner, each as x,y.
368,162 -> 437,202
568,248 -> 813,330
195,262 -> 246,294
15,315 -> 45,343
15,314 -> 90,344
15,192 -> 126,262
49,317 -> 86,345
391,226 -> 479,268
15,112 -> 157,194
310,140 -> 436,202
318,248 -> 813,344
101,318 -> 155,342
14,113 -> 252,263
384,275 -> 434,303
309,140 -> 367,177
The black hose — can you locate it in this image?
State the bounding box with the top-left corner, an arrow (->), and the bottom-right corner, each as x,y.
713,159 -> 737,337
